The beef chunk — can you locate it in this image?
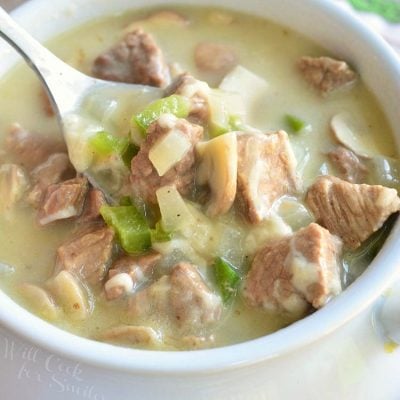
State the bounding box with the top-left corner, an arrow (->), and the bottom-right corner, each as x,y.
101,325 -> 161,346
328,146 -> 367,183
38,176 -> 89,225
289,223 -> 342,308
129,262 -> 222,331
194,42 -> 237,74
79,188 -> 106,223
298,56 -> 357,95
306,176 -> 400,249
243,223 -> 342,313
0,163 -> 29,213
104,252 -> 160,300
92,28 -> 170,87
236,131 -> 301,224
131,114 -> 203,203
165,73 -> 210,123
169,262 -> 222,328
27,153 -> 75,208
5,123 -> 66,169
55,224 -> 115,285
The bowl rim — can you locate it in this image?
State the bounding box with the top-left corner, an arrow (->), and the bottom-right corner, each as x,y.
0,0 -> 400,375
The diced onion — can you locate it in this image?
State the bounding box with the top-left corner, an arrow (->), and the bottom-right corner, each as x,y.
219,65 -> 268,106
276,197 -> 314,231
149,128 -> 192,176
63,113 -> 103,172
156,185 -> 194,232
208,89 -> 245,135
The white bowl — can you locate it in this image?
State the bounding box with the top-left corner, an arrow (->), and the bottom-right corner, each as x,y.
0,0 -> 400,388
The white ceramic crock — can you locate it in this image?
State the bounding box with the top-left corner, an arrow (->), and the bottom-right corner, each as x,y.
0,0 -> 400,398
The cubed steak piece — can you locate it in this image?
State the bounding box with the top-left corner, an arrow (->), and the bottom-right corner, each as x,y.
194,42 -> 237,74
131,114 -> 203,203
129,262 -> 222,331
79,188 -> 106,223
5,123 -> 66,169
55,224 -> 115,285
38,176 -> 89,225
297,56 -> 357,95
243,223 -> 342,314
104,252 -> 160,300
27,153 -> 75,208
169,262 -> 222,328
328,146 -> 367,183
92,28 -> 170,87
236,131 -> 301,224
306,175 -> 400,249
165,73 -> 210,123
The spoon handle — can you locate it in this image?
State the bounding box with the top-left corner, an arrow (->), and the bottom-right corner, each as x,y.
0,6 -> 93,115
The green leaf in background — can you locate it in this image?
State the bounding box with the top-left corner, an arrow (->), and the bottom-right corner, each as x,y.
349,0 -> 400,23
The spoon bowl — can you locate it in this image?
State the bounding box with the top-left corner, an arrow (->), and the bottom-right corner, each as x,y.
0,6 -> 162,200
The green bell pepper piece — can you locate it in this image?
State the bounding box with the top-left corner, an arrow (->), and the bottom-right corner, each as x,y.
150,221 -> 172,243
285,114 -> 308,133
100,205 -> 151,254
89,131 -> 129,157
133,95 -> 190,135
213,257 -> 241,303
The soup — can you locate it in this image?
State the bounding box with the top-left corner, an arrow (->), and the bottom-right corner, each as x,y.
0,6 -> 398,350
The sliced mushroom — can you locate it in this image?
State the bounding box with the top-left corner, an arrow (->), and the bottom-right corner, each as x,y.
46,271 -> 90,321
196,132 -> 238,217
19,283 -> 60,321
101,325 -> 162,346
148,124 -> 193,177
330,113 -> 375,158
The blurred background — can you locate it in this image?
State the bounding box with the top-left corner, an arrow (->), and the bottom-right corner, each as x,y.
1,0 -> 399,54
1,0 -> 25,11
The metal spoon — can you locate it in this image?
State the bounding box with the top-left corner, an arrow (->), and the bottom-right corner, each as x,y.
0,6 -> 162,200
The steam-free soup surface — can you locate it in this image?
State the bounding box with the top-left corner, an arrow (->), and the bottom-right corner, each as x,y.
0,6 -> 398,350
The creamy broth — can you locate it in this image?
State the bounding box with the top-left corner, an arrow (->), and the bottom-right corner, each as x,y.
0,6 -> 397,350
